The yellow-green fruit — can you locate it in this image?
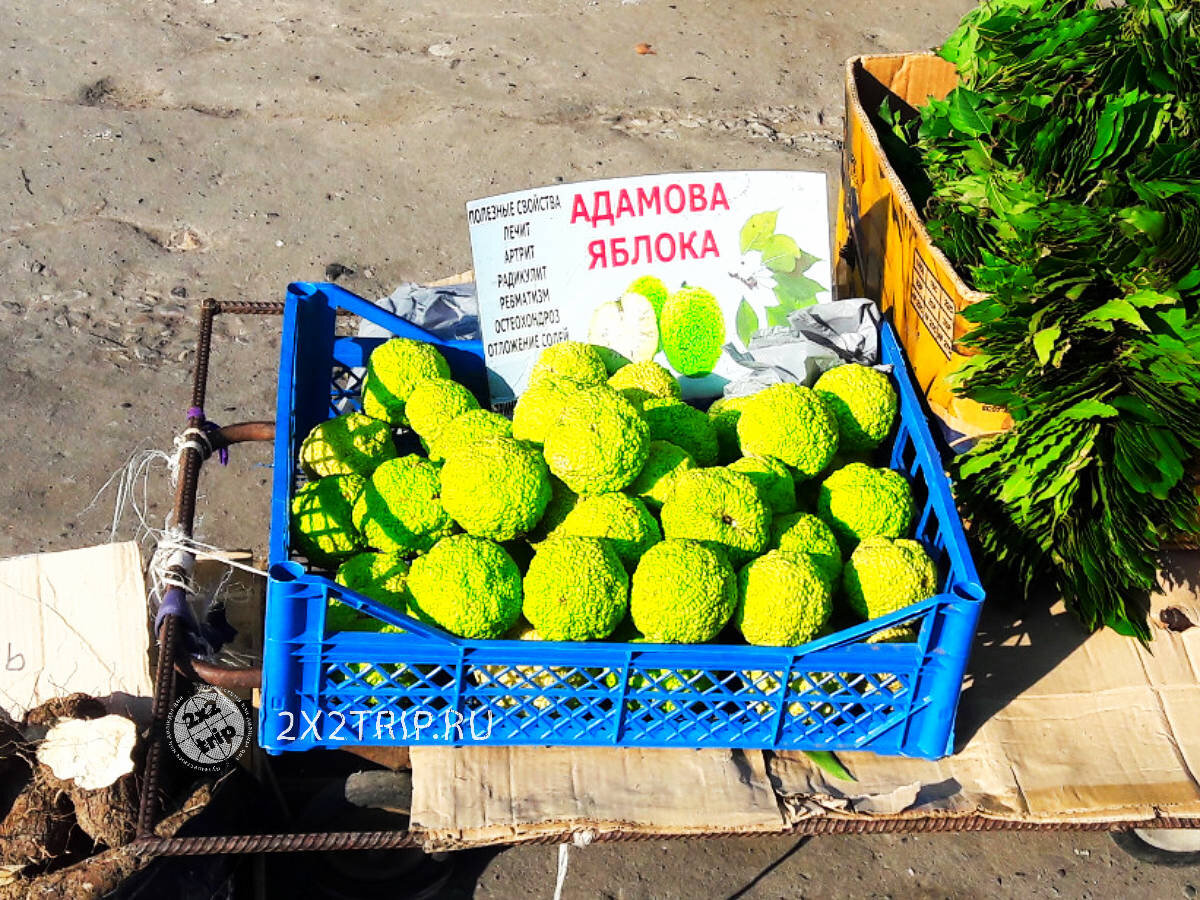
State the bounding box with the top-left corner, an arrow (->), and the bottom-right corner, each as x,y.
556,492 -> 662,570
329,552 -> 410,632
427,409 -> 513,462
660,286 -> 725,377
630,539 -> 736,643
624,440 -> 695,511
770,512 -> 842,588
728,455 -> 796,516
299,412 -> 396,479
362,338 -> 451,425
708,394 -> 756,463
542,388 -> 649,494
353,455 -> 455,555
529,341 -> 607,388
640,398 -> 720,466
511,379 -> 586,446
797,450 -> 874,509
817,463 -> 914,547
440,437 -> 551,540
736,383 -> 839,477
291,474 -> 366,566
660,468 -> 769,565
407,535 -> 523,639
866,624 -> 919,643
736,551 -> 832,646
607,360 -> 681,408
527,475 -> 579,544
843,536 -> 937,620
404,378 -> 479,442
627,274 -> 669,323
813,363 -> 898,451
522,537 -> 629,641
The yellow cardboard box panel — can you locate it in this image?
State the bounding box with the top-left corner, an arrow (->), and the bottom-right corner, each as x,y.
835,53 -> 1013,438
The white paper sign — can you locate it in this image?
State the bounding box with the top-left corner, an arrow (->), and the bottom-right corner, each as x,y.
0,542 -> 153,721
467,171 -> 830,407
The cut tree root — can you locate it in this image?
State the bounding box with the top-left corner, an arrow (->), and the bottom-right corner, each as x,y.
0,783 -> 214,900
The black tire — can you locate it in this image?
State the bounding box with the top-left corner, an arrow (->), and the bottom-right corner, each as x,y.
1111,828 -> 1200,867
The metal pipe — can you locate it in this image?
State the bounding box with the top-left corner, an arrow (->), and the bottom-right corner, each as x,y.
175,655 -> 263,690
128,815 -> 1200,856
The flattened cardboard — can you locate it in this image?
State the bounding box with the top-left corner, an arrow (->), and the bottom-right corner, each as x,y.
0,542 -> 153,722
410,746 -> 785,848
772,594 -> 1200,824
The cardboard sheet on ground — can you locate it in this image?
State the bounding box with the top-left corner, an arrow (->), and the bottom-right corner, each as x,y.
410,746 -> 786,847
410,561 -> 1200,843
0,543 -> 153,722
771,593 -> 1200,825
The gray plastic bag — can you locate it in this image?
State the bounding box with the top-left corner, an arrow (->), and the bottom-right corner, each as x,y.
358,281 -> 480,342
721,298 -> 885,398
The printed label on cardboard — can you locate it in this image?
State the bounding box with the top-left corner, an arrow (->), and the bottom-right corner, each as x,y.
467,171 -> 831,406
910,251 -> 955,359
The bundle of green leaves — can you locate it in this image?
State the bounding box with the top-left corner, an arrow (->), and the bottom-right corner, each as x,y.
881,0 -> 1200,638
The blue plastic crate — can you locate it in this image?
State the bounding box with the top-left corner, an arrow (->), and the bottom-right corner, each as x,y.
260,281 -> 985,758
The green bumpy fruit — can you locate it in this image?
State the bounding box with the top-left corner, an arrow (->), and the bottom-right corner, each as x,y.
529,341 -> 607,388
707,394 -> 756,464
630,539 -> 737,643
817,463 -> 914,547
353,455 -> 455,555
522,537 -> 629,640
404,378 -> 479,442
736,550 -> 832,646
362,338 -> 451,425
842,536 -> 937,620
607,360 -> 681,408
624,440 -> 695,511
796,449 -> 874,509
329,552 -> 410,632
440,437 -> 551,540
427,409 -> 513,462
770,512 -> 842,587
557,492 -> 662,569
660,468 -> 770,565
299,412 -> 396,479
736,383 -> 839,477
813,364 -> 898,451
511,378 -> 586,446
728,455 -> 796,516
407,535 -> 523,638
291,474 -> 366,565
659,286 -> 725,376
627,275 -> 669,323
526,475 -> 579,544
542,388 -> 649,494
640,399 -> 720,466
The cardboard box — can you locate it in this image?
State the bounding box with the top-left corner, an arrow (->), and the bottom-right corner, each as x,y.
834,53 -> 1013,438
